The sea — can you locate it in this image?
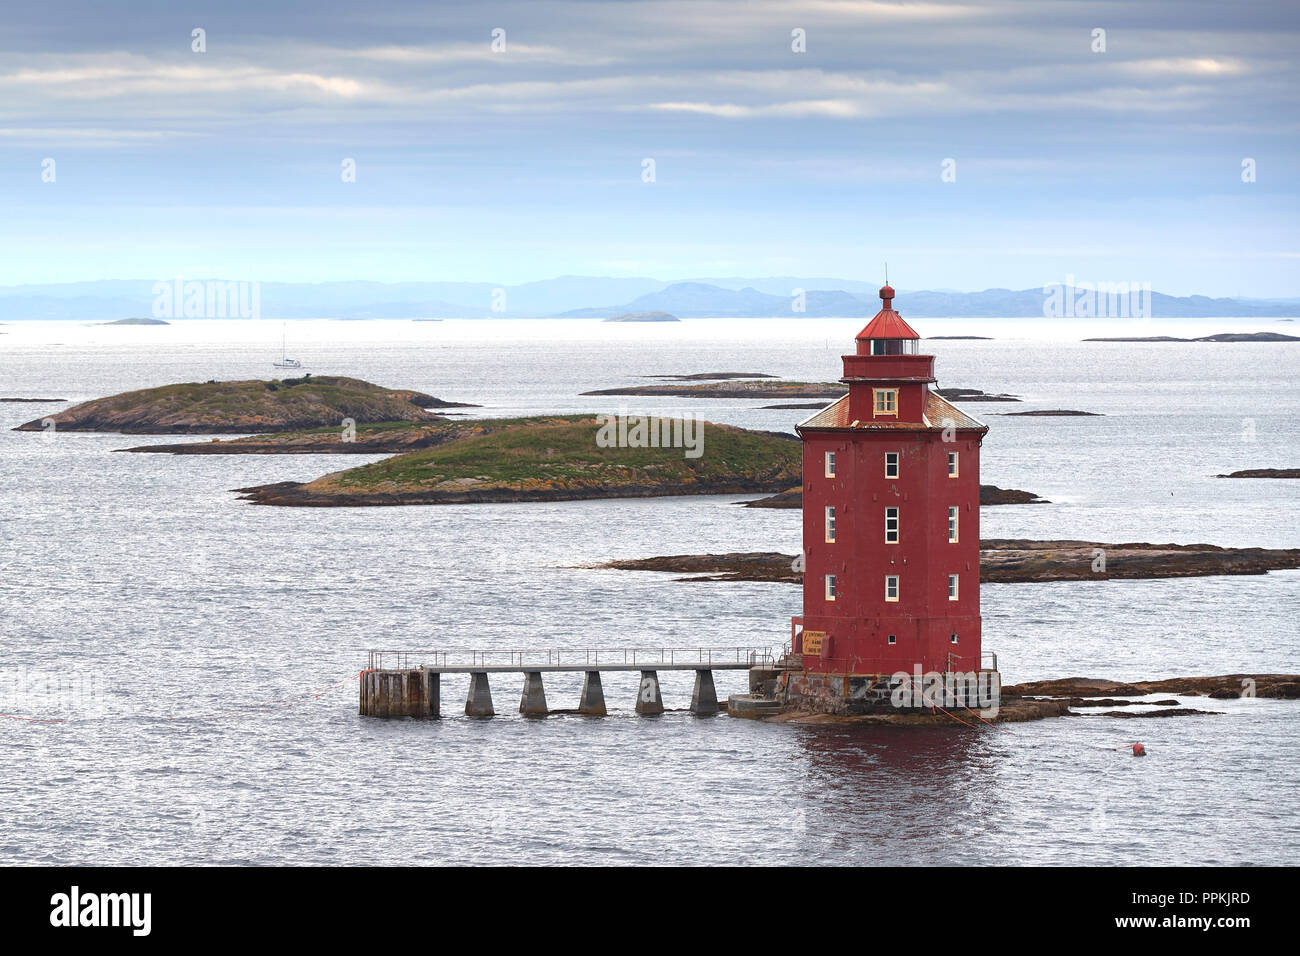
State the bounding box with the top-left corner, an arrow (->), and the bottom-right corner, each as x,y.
0,315 -> 1297,865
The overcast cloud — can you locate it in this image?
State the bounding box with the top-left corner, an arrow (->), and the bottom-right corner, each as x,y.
1,0 -> 1296,295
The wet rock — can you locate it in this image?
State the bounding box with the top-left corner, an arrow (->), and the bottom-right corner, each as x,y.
1214,468 -> 1299,478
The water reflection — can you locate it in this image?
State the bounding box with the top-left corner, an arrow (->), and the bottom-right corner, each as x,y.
789,726 -> 1009,864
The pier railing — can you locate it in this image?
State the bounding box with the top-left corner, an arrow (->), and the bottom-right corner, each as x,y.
367,646 -> 776,673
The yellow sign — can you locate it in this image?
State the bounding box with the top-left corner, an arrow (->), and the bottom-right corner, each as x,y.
802,631 -> 826,655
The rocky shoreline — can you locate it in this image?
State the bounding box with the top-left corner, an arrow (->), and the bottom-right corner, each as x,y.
235,476 -> 801,507
1001,674 -> 1300,699
582,380 -> 846,399
1214,468 -> 1299,478
580,379 -> 1021,402
998,409 -> 1102,416
122,421 -> 473,455
736,673 -> 1298,726
1083,332 -> 1300,343
742,484 -> 1048,507
594,540 -> 1300,584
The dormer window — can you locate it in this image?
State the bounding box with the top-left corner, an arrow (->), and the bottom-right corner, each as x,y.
873,388 -> 898,416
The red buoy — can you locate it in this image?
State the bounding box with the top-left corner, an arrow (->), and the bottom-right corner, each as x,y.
1132,742 -> 1146,757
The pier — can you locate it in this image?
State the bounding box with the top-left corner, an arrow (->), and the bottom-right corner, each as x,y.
360,647 -> 776,718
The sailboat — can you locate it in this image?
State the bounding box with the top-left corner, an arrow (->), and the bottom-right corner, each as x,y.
273,323 -> 304,369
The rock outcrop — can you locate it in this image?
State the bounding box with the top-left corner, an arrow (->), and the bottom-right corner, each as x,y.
742,484 -> 1048,507
597,540 -> 1300,584
14,376 -> 456,434
1214,468 -> 1299,478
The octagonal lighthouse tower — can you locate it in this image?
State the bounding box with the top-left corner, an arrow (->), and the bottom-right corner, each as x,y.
788,284 -> 992,706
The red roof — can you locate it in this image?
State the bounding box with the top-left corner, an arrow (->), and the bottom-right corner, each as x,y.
855,285 -> 920,340
856,309 -> 920,340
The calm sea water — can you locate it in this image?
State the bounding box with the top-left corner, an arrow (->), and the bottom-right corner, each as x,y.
0,317 -> 1297,865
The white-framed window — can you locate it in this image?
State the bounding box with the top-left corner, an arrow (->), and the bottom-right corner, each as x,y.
888,634 -> 897,645
885,575 -> 899,601
950,633 -> 960,645
873,388 -> 898,416
825,575 -> 837,601
885,451 -> 899,479
948,451 -> 959,477
948,506 -> 959,543
948,573 -> 959,600
825,451 -> 836,478
885,507 -> 899,543
825,506 -> 836,543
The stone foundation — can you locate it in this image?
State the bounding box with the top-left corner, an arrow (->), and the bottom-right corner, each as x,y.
775,667 -> 1002,717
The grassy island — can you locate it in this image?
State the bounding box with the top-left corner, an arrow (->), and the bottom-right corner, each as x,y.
15,375 -> 456,434
235,415 -> 802,506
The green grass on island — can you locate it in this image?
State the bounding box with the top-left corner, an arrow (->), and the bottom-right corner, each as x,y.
16,375 -> 446,434
297,415 -> 801,499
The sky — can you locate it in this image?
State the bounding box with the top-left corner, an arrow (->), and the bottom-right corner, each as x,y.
0,0 -> 1297,297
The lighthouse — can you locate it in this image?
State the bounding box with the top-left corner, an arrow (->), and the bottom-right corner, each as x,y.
784,284 -> 993,710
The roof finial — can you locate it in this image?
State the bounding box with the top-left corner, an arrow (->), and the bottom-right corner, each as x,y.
885,261 -> 889,285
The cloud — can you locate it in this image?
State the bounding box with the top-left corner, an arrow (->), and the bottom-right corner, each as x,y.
646,99 -> 867,118
345,43 -> 619,66
0,61 -> 378,100
1120,57 -> 1250,77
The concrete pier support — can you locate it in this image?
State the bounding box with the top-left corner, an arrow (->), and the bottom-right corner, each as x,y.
749,665 -> 780,695
636,670 -> 665,716
690,669 -> 719,715
578,671 -> 607,716
361,668 -> 436,718
465,672 -> 495,717
422,668 -> 441,718
519,671 -> 548,717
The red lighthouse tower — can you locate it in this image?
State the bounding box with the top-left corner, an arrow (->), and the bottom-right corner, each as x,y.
788,284 -> 991,705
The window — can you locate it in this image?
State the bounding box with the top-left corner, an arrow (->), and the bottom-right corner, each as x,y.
825,506 -> 836,543
888,634 -> 897,645
870,339 -> 918,356
885,507 -> 899,543
885,575 -> 899,601
948,452 -> 959,477
948,574 -> 959,600
948,506 -> 959,543
873,388 -> 898,416
950,633 -> 960,645
885,451 -> 899,479
825,575 -> 837,601
825,451 -> 836,477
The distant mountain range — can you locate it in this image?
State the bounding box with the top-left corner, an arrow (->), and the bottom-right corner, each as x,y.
559,282 -> 1300,319
0,276 -> 1296,320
